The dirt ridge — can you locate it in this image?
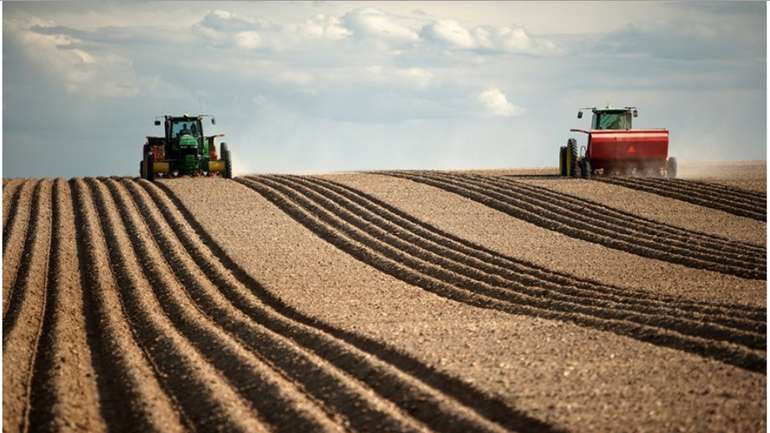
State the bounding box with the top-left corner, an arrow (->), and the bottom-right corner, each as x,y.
293,175 -> 764,334
86,178 -> 273,433
307,175 -> 764,321
27,179 -> 106,433
595,177 -> 766,221
3,180 -> 48,341
488,175 -> 764,257
2,179 -> 52,433
236,176 -> 765,373
150,179 -> 563,433
114,177 -> 431,433
664,178 -> 766,202
268,174 -> 763,349
3,180 -> 40,318
3,180 -> 24,235
385,172 -> 763,279
70,178 -> 187,433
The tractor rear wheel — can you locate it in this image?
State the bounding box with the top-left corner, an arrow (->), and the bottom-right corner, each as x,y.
581,159 -> 592,179
666,157 -> 677,179
144,152 -> 155,181
566,138 -> 578,177
558,146 -> 567,176
220,142 -> 232,179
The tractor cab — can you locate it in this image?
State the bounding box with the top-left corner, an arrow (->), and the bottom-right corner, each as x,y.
578,107 -> 637,130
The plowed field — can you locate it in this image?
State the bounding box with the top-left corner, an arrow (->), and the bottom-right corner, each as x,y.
3,163 -> 766,433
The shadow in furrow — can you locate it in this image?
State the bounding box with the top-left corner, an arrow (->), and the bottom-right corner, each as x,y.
3,180 -> 44,342
486,174 -> 764,257
282,175 -> 764,339
70,179 -> 174,433
386,172 -> 763,280
105,178 -> 385,433
415,172 -> 765,276
27,181 -> 62,433
237,177 -> 765,374
310,175 -> 765,320
150,179 -> 566,433
301,175 -> 764,329
595,177 -> 765,221
86,178 -> 264,433
3,182 -> 25,252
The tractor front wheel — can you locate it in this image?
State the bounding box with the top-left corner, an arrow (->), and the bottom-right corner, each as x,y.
558,147 -> 567,176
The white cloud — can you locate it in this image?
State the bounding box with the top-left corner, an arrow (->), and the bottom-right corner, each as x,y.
9,19 -> 139,98
420,19 -> 475,49
298,14 -> 351,40
234,31 -> 262,49
200,9 -> 259,33
477,88 -> 524,117
342,8 -> 419,42
421,20 -> 557,55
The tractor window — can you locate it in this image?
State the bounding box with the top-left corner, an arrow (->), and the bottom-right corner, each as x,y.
171,121 -> 200,137
596,112 -> 632,130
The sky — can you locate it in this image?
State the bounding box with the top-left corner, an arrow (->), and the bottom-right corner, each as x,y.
2,1 -> 766,178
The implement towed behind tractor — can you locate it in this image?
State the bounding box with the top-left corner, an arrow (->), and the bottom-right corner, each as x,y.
140,114 -> 232,181
560,107 -> 676,178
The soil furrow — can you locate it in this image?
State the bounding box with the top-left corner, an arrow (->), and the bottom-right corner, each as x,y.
101,178 -> 363,433
262,175 -> 764,350
118,176 -> 436,433
147,179 -> 562,433
651,177 -> 765,205
290,175 -> 764,335
314,174 -> 765,320
596,177 -> 765,221
3,180 -> 40,319
3,180 -> 48,342
2,180 -> 52,433
306,175 -> 765,328
70,178 -> 188,433
427,172 -> 764,272
485,174 -> 765,257
3,179 -> 23,232
387,172 -> 763,279
645,180 -> 760,208
660,178 -> 766,204
236,176 -> 765,373
27,179 -> 107,433
83,178 -> 269,433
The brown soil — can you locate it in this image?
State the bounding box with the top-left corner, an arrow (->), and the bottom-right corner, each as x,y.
514,177 -> 765,246
325,173 -> 765,308
2,165 -> 766,433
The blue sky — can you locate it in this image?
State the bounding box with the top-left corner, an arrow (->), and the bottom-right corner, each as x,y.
3,1 -> 766,178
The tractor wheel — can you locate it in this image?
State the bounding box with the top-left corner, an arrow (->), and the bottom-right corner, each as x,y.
220,142 -> 232,179
566,138 -> 578,177
140,144 -> 149,178
666,157 -> 677,179
558,146 -> 567,176
581,159 -> 592,179
223,150 -> 233,179
144,152 -> 155,181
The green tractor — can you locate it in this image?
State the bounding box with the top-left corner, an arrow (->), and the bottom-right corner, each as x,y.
140,114 -> 233,180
